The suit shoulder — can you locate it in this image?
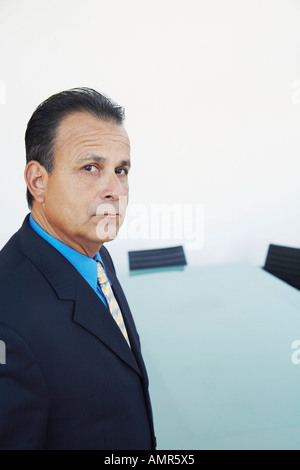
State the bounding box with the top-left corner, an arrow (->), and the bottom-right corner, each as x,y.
0,232 -> 24,285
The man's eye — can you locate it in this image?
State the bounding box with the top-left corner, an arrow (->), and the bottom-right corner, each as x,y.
83,165 -> 97,172
115,168 -> 128,176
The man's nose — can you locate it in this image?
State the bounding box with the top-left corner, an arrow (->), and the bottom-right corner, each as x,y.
99,172 -> 123,200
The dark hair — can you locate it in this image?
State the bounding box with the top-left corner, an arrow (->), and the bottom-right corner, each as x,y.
25,87 -> 125,208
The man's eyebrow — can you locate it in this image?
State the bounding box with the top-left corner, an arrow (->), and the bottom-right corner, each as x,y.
77,155 -> 131,167
119,159 -> 131,168
77,155 -> 105,164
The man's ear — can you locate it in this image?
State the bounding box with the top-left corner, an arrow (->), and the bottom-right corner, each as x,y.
24,161 -> 48,204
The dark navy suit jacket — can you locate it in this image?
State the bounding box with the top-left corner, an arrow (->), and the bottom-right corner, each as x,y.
0,215 -> 156,450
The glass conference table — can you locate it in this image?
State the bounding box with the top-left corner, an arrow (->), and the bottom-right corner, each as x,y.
119,261 -> 300,450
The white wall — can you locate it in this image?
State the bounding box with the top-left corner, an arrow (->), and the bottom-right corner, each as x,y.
0,0 -> 300,273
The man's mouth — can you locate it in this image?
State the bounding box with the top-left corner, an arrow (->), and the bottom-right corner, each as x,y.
95,211 -> 120,217
94,202 -> 126,219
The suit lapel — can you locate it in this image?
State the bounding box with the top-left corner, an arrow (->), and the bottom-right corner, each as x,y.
104,263 -> 149,385
72,276 -> 141,376
17,215 -> 142,376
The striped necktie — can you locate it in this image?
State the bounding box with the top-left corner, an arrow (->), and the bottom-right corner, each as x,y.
96,261 -> 131,348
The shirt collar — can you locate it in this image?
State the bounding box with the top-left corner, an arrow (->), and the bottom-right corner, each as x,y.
29,214 -> 104,293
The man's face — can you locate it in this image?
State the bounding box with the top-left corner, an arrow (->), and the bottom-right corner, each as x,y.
41,112 -> 130,254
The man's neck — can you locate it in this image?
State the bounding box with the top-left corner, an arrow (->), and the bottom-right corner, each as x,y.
30,205 -> 102,258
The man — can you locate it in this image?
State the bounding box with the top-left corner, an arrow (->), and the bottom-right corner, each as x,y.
0,88 -> 156,450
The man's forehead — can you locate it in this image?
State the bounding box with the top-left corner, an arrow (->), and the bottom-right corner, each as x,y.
55,111 -> 130,148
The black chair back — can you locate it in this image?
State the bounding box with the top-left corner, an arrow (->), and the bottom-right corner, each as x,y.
263,244 -> 300,290
128,245 -> 187,271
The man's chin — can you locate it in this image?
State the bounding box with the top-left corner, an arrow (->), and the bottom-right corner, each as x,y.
95,221 -> 120,243
98,236 -> 116,244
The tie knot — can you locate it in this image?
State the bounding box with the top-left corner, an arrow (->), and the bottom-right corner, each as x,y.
97,261 -> 109,286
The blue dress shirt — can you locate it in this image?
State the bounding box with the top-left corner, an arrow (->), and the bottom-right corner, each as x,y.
29,214 -> 109,307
